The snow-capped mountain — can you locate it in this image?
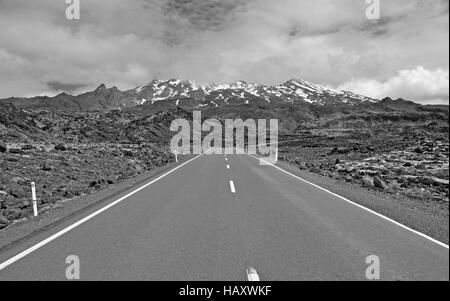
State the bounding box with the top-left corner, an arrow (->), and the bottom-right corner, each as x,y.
1,78 -> 377,112
127,79 -> 376,108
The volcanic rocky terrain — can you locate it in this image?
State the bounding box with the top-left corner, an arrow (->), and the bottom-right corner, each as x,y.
1,79 -> 448,230
0,102 -> 191,229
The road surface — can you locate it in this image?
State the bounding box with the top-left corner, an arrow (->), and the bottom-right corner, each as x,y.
0,154 -> 448,280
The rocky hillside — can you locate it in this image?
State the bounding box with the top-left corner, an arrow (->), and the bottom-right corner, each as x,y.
0,101 -> 191,144
2,84 -> 140,112
0,105 -> 191,229
274,100 -> 449,206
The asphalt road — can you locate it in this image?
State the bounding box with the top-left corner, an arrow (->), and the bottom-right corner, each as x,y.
0,154 -> 448,280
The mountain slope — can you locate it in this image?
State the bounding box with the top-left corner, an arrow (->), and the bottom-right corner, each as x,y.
2,84 -> 140,112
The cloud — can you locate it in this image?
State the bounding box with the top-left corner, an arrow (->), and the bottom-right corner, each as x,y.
46,81 -> 87,93
162,0 -> 248,31
0,0 -> 448,104
337,66 -> 449,104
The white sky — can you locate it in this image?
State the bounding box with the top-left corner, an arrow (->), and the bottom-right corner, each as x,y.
0,0 -> 448,104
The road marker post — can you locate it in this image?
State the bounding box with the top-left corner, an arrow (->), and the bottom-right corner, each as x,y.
31,182 -> 38,217
174,151 -> 178,163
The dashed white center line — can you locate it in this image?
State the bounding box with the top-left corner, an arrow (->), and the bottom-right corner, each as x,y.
229,180 -> 236,193
227,164 -> 230,169
247,267 -> 260,281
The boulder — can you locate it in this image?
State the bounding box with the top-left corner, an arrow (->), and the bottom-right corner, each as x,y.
344,175 -> 353,182
0,190 -> 8,199
0,215 -> 9,229
330,147 -> 350,154
7,183 -> 27,199
373,176 -> 388,190
414,163 -> 427,170
5,208 -> 23,220
413,147 -> 424,154
42,162 -> 53,171
400,175 -> 419,183
419,177 -> 449,187
11,177 -> 26,185
63,189 -> 74,199
298,162 -> 308,170
54,143 -> 68,151
8,148 -> 22,154
89,180 -> 102,189
134,164 -> 144,173
357,169 -> 379,176
432,178 -> 449,186
4,155 -> 19,162
123,149 -> 134,157
18,200 -> 31,209
0,141 -> 6,153
362,176 -> 374,188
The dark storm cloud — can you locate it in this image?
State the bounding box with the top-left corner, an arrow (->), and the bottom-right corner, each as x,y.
46,81 -> 88,93
162,0 -> 248,31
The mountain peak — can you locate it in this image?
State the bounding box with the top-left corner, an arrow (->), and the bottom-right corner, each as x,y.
95,84 -> 107,92
381,97 -> 411,104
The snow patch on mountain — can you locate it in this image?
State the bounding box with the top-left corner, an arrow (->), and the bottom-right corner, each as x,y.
127,78 -> 377,107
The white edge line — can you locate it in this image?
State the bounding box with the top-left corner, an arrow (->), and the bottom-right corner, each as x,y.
229,181 -> 236,193
248,154 -> 449,250
0,153 -> 205,271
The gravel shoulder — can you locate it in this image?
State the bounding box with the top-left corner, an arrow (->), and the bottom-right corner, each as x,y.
275,159 -> 449,245
0,156 -> 193,252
